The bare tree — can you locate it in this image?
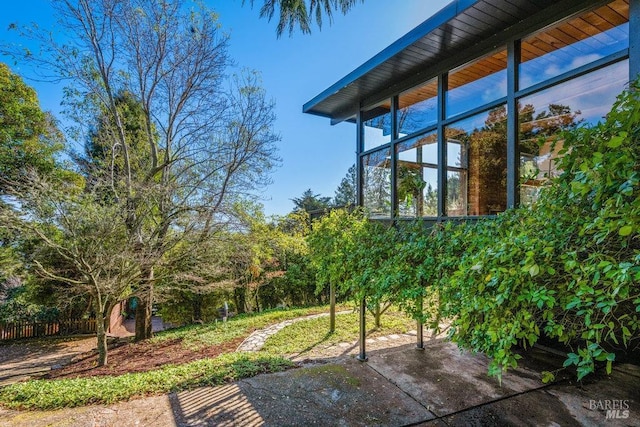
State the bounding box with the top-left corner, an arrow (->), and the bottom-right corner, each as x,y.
5,0 -> 280,340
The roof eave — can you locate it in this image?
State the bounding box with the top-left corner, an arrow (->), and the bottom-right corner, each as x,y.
302,0 -> 478,120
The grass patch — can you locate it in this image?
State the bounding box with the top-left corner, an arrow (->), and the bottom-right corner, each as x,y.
152,305 -> 350,351
261,309 -> 415,356
0,353 -> 293,410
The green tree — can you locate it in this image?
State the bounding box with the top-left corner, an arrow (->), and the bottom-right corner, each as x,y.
244,0 -> 363,37
0,63 -> 62,193
292,188 -> 331,213
333,164 -> 356,207
307,208 -> 367,331
2,177 -> 140,366
8,0 -> 281,341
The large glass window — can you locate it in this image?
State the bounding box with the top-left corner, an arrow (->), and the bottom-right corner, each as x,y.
520,0 -> 629,89
519,59 -> 628,205
355,0 -> 629,219
396,131 -> 438,217
398,78 -> 438,137
363,101 -> 392,152
445,106 -> 508,216
447,49 -> 507,118
362,148 -> 391,218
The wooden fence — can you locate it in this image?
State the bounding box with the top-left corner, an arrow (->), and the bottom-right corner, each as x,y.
0,318 -> 96,340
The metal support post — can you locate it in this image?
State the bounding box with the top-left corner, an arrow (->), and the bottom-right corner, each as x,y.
357,297 -> 368,361
416,295 -> 425,350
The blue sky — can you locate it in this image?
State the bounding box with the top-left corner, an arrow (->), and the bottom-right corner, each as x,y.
1,0 -> 451,216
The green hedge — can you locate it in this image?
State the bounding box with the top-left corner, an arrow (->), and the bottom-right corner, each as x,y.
309,83 -> 640,381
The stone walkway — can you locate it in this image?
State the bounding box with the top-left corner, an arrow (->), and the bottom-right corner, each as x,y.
236,311 -> 352,351
236,310 -> 450,361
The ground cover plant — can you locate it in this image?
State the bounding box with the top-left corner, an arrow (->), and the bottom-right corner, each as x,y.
260,309 -> 416,357
0,304 -> 388,410
0,353 -> 293,410
40,306 -> 348,379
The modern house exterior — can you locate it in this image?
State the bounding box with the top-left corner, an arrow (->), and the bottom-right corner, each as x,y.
303,0 -> 636,358
305,0 -> 636,222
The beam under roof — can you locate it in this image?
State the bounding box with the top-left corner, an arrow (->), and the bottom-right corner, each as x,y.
303,0 -> 609,124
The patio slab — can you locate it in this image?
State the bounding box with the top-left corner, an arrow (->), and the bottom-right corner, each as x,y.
366,340 -> 559,417
171,357 -> 432,426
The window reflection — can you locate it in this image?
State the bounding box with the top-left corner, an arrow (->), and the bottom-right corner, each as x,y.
518,60 -> 628,205
396,132 -> 438,217
363,101 -> 392,152
362,148 -> 391,218
520,0 -> 629,89
398,78 -> 438,136
446,106 -> 508,216
447,49 -> 507,118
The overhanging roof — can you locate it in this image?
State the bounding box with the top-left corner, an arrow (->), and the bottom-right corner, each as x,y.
303,0 -> 606,124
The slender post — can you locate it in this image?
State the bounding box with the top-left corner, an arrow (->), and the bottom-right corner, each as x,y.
507,39 -> 520,209
416,295 -> 425,350
329,282 -> 336,333
631,0 -> 640,83
357,297 -> 368,361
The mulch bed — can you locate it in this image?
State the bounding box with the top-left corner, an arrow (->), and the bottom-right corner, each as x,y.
45,336 -> 245,380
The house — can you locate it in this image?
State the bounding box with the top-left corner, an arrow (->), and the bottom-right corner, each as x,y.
303,0 -> 635,359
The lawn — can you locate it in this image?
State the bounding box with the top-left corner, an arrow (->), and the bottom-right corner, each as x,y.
0,305 -> 416,410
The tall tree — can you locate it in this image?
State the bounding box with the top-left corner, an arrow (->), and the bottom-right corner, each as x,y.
6,0 -> 280,341
291,188 -> 331,213
333,164 -> 356,207
244,0 -> 363,37
0,63 -> 62,193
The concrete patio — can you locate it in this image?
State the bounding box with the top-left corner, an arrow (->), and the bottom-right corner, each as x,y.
168,340 -> 639,426
1,338 -> 638,426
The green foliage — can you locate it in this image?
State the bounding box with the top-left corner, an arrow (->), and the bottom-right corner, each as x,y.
307,208 -> 368,297
0,63 -> 63,191
0,305 -> 352,409
245,0 -> 363,37
152,305 -> 344,350
443,85 -> 639,379
0,353 -> 292,410
305,83 -> 640,381
333,164 -> 357,207
0,280 -> 59,323
291,188 -> 332,213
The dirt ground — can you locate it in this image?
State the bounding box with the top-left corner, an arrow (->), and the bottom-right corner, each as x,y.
0,336 -> 96,386
45,337 -> 244,379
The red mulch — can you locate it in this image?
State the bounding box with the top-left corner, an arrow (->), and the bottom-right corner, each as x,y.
45,336 -> 245,380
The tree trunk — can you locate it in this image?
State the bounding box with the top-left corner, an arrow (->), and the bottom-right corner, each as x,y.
96,315 -> 109,366
234,288 -> 246,314
192,297 -> 202,323
329,282 -> 335,333
374,304 -> 382,329
135,287 -> 153,341
254,287 -> 260,312
134,267 -> 155,341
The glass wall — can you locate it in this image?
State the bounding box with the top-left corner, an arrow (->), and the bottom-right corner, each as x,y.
447,49 -> 507,118
520,0 -> 629,89
355,0 -> 629,219
363,101 -> 392,152
518,59 -> 629,204
396,131 -> 438,217
446,106 -> 508,216
397,78 -> 438,137
362,148 -> 391,218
